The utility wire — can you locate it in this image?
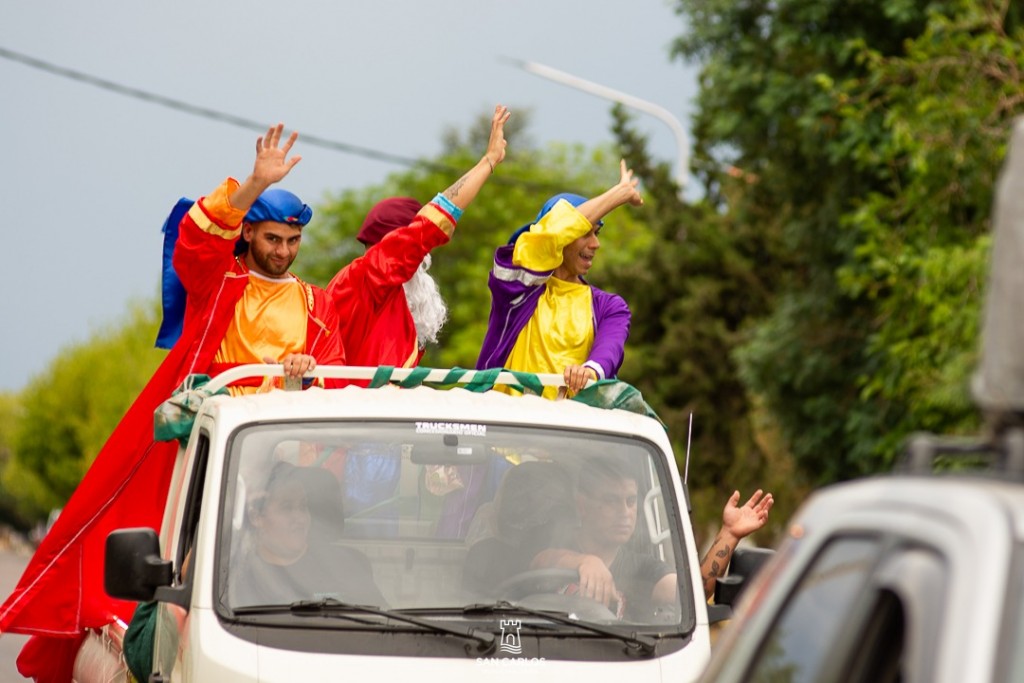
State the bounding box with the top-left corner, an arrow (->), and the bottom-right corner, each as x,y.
0,45 -> 566,192
0,46 -> 425,167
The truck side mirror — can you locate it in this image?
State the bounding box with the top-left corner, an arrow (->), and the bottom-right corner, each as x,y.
714,546 -> 775,608
105,528 -> 172,602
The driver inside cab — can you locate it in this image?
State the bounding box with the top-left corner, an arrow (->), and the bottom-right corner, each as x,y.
530,455 -> 675,620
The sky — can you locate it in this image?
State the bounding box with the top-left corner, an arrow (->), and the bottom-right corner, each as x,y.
0,0 -> 699,392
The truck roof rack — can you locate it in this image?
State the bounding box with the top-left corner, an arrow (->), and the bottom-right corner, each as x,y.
155,367 -> 665,446
203,364 -> 570,396
896,428 -> 1024,479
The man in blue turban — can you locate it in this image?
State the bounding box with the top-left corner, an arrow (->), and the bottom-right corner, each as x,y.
162,123 -> 347,389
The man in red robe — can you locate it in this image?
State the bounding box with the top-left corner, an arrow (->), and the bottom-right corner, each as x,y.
0,123 -> 345,681
328,105 -> 510,368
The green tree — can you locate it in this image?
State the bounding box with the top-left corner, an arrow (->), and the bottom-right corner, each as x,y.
831,1 -> 1020,463
671,0 -> 1022,484
606,105 -> 800,539
7,302 -> 165,520
0,392 -> 29,527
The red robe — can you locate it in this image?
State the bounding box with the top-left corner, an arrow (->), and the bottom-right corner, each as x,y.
327,204 -> 452,368
2,179 -> 345,681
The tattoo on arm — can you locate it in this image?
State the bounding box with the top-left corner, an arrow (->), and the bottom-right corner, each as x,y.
704,559 -> 721,596
444,174 -> 469,201
704,534 -> 738,596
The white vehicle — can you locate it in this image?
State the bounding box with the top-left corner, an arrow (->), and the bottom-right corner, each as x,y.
699,432 -> 1024,683
84,366 -> 721,682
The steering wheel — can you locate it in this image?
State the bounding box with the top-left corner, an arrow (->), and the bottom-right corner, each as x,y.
494,569 -> 619,622
495,568 -> 581,600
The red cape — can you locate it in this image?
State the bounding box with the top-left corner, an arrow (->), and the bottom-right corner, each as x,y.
3,200 -> 346,680
3,339 -> 190,679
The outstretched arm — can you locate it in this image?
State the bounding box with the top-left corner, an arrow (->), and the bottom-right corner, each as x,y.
440,105 -> 510,211
230,123 -> 303,212
700,489 -> 774,600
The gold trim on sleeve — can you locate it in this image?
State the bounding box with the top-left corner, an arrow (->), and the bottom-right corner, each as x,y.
418,204 -> 456,237
187,203 -> 243,240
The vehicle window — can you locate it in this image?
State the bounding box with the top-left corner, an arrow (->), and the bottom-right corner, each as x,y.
845,545 -> 947,683
745,536 -> 883,683
176,432 -> 209,583
152,432 -> 210,680
843,588 -> 904,683
216,420 -> 690,628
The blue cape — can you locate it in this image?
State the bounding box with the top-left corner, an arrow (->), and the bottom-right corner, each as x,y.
155,198 -> 192,350
154,191 -> 312,349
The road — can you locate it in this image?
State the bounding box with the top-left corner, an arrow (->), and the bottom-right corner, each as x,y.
0,546 -> 30,682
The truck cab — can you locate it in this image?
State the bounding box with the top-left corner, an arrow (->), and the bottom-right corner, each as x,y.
96,367 -> 714,682
699,431 -> 1024,683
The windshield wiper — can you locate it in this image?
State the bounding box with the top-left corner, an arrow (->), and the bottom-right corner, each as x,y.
237,598 -> 496,653
233,602 -> 377,625
458,601 -> 657,656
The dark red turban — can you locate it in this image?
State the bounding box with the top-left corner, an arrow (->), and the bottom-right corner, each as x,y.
356,197 -> 423,246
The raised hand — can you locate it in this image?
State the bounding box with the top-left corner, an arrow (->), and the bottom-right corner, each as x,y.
252,123 -> 302,187
485,105 -> 511,170
441,105 -> 512,208
615,159 -> 643,207
721,489 -> 774,540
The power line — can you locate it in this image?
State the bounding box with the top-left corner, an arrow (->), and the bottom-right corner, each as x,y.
0,45 -> 426,167
0,45 -> 565,192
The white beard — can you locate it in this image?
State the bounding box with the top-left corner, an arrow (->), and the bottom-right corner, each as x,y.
403,254 -> 448,348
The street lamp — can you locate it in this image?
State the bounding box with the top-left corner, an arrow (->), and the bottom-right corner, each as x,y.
504,57 -> 690,192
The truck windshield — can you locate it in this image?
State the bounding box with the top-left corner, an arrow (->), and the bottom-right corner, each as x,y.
216,420 -> 690,628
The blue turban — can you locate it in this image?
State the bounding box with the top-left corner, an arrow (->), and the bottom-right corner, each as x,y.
507,192 -> 603,245
244,189 -> 312,226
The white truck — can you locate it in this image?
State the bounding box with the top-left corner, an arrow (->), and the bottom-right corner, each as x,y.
699,432 -> 1024,683
81,366 -> 725,682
